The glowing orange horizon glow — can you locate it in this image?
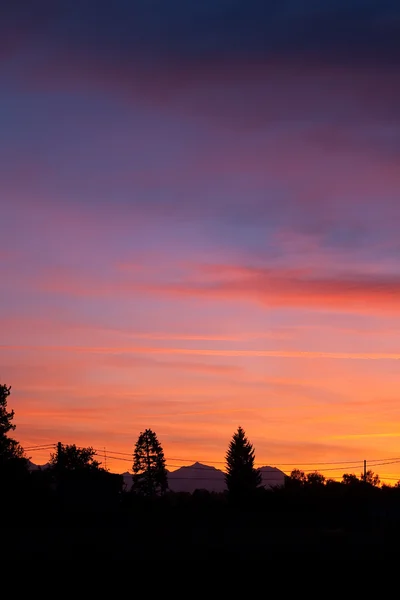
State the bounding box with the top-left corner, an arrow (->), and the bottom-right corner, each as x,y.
4,326 -> 400,486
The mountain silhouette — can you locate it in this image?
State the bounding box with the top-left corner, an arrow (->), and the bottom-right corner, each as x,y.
29,460 -> 285,493
259,466 -> 287,488
124,462 -> 285,493
168,462 -> 227,493
27,460 -> 50,471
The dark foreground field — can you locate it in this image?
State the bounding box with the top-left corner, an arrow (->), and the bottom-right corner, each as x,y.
3,507 -> 399,560
3,474 -> 400,560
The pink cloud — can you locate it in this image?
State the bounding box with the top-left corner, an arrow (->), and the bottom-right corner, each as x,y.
0,315 -> 293,343
103,354 -> 243,375
2,344 -> 400,360
16,249 -> 399,314
136,263 -> 400,314
20,51 -> 400,122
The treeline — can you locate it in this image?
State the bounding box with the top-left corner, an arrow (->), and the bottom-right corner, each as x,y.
2,381 -> 400,502
3,382 -> 400,558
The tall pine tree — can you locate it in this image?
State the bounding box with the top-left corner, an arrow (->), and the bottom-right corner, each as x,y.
225,426 -> 261,497
132,429 -> 168,496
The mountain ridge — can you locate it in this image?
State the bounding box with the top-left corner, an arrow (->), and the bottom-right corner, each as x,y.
28,460 -> 285,494
124,462 -> 286,493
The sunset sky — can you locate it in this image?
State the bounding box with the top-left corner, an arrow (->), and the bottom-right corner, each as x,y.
1,1 -> 400,482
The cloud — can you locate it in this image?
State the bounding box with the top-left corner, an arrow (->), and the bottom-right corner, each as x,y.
2,344 -> 399,360
2,1 -> 400,480
0,315 -> 293,342
15,252 -> 399,313
3,1 -> 400,66
3,123 -> 398,268
330,432 -> 400,440
103,353 -> 243,375
3,2 -> 400,142
252,437 -> 368,464
136,263 -> 400,314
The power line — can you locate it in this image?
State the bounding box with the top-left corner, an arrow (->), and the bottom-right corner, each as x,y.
25,445 -> 56,451
23,442 -> 400,478
102,451 -> 399,468
365,459 -> 400,467
96,454 -> 131,462
24,443 -> 55,449
87,444 -> 400,468
95,454 -> 399,472
93,448 -> 132,456
367,457 -> 400,463
302,464 -> 363,472
97,454 -> 365,473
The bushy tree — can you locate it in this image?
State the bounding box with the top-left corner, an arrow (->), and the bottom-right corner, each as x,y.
290,469 -> 307,483
132,429 -> 168,496
49,443 -> 101,471
362,470 -> 380,487
307,471 -> 326,486
285,468 -> 307,490
342,473 -> 360,485
225,426 -> 261,497
342,471 -> 380,487
48,444 -> 124,508
0,383 -> 26,463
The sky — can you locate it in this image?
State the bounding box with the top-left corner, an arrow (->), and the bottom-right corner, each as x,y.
1,1 -> 400,482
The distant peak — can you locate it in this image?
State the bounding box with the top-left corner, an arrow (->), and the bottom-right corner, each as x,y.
190,462 -> 219,471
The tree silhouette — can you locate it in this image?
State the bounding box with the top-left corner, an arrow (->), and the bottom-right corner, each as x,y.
306,471 -> 325,486
342,473 -> 360,485
132,429 -> 168,496
49,444 -> 101,471
225,426 -> 261,497
362,470 -> 380,487
289,469 -> 307,483
0,383 -> 26,463
48,444 -> 124,508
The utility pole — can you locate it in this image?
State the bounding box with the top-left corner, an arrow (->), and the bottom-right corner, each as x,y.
104,446 -> 107,471
57,441 -> 63,470
56,441 -> 63,500
363,459 -> 367,482
146,435 -> 151,496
